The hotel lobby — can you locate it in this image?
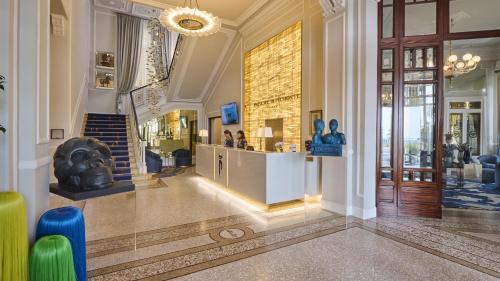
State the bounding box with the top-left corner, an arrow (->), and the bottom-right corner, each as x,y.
1,0 -> 500,280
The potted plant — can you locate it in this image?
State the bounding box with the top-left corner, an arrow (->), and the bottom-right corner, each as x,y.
0,75 -> 5,133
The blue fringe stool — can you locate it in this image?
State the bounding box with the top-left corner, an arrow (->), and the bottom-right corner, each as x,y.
36,207 -> 86,281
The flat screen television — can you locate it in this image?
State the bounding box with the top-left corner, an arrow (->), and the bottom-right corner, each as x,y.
221,102 -> 239,125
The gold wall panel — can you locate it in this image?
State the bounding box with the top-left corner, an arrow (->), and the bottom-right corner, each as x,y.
244,22 -> 302,151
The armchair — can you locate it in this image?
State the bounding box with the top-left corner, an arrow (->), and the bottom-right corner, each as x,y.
478,154 -> 499,186
173,149 -> 192,167
145,149 -> 162,173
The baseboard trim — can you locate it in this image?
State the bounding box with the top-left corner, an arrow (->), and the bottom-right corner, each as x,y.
320,200 -> 347,216
352,206 -> 377,220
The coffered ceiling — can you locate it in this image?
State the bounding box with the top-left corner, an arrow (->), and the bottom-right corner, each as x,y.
130,0 -> 269,26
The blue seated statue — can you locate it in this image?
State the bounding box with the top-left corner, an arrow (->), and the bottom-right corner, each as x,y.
311,118 -> 346,156
321,119 -> 346,145
312,119 -> 325,145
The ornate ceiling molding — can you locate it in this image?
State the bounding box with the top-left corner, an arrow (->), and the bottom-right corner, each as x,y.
319,0 -> 345,17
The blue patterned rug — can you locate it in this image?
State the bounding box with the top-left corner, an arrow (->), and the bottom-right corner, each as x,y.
442,180 -> 500,211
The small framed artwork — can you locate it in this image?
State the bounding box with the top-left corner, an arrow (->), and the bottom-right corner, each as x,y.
180,116 -> 188,129
309,110 -> 323,136
96,70 -> 114,89
96,52 -> 115,68
51,129 -> 64,139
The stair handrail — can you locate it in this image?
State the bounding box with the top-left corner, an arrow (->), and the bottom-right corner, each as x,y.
128,34 -> 183,174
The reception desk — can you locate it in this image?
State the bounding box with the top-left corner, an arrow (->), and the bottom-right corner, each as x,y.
196,144 -> 305,205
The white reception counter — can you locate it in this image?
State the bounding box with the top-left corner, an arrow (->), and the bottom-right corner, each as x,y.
196,144 -> 306,205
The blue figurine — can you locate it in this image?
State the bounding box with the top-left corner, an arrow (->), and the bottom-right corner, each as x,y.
312,119 -> 324,144
322,119 -> 346,145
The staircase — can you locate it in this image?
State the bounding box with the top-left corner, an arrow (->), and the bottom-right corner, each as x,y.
82,113 -> 165,189
83,113 -> 133,182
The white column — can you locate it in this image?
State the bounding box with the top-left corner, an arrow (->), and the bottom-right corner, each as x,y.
320,0 -> 378,219
5,0 -> 52,241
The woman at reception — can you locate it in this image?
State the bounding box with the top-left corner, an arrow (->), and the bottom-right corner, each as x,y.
223,130 -> 234,148
236,130 -> 248,149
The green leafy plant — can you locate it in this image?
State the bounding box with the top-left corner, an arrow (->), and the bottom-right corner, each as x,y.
0,75 -> 6,133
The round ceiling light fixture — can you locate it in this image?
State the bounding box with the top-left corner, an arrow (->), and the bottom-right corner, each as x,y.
159,0 -> 221,37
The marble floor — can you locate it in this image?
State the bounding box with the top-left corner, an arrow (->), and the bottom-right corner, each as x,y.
49,169 -> 500,280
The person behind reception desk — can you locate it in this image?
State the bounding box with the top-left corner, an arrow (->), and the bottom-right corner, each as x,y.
236,130 -> 248,149
223,130 -> 234,148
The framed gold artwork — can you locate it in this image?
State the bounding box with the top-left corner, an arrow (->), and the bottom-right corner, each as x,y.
309,110 -> 323,136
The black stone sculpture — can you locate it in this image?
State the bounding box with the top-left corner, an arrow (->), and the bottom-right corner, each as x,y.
53,137 -> 115,191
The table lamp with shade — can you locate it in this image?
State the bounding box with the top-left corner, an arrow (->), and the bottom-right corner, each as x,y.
199,129 -> 209,144
257,127 -> 273,151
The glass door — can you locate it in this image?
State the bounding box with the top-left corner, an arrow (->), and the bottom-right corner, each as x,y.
398,46 -> 441,217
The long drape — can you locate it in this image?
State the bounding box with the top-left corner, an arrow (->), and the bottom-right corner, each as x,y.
116,14 -> 143,114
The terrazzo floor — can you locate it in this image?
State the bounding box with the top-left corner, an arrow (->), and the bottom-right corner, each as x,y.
49,168 -> 500,280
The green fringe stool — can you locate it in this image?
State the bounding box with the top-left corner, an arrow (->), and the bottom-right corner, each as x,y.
29,235 -> 76,281
0,192 -> 28,281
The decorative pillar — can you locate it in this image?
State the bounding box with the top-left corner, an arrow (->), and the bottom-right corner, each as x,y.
2,0 -> 52,241
320,0 -> 378,219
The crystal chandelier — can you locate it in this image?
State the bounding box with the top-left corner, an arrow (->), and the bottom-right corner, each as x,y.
159,0 -> 221,37
146,19 -> 168,117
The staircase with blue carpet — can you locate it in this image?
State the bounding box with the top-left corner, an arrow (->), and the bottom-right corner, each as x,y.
83,113 -> 133,182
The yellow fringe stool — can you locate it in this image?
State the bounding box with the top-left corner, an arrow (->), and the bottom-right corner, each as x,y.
0,192 -> 28,281
29,235 -> 76,281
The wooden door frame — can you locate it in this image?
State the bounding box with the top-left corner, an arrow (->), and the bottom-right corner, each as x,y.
376,0 -> 500,217
208,116 -> 221,145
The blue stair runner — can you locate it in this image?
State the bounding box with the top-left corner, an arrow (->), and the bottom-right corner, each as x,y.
84,113 -> 132,181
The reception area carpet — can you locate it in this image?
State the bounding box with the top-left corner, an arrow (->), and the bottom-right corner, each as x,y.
442,180 -> 500,211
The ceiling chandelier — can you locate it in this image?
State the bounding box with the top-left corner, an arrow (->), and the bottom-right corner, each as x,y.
443,22 -> 481,81
146,19 -> 167,117
159,0 -> 221,37
443,42 -> 481,81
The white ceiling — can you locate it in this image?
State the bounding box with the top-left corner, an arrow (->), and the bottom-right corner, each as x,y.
169,28 -> 237,101
130,0 -> 269,26
446,37 -> 500,62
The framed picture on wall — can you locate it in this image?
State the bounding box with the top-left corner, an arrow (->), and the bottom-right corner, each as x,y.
96,52 -> 115,68
50,129 -> 64,139
309,110 -> 323,136
180,116 -> 188,129
95,70 -> 114,89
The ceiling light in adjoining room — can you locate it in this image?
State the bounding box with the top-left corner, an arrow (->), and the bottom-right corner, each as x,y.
159,0 -> 221,37
444,41 -> 480,82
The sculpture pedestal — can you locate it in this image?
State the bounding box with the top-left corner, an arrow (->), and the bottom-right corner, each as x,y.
50,181 -> 138,251
49,181 -> 135,201
320,156 -> 348,215
311,144 -> 342,156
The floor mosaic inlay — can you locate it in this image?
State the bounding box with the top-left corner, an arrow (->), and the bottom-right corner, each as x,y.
88,215 -> 348,280
50,170 -> 500,280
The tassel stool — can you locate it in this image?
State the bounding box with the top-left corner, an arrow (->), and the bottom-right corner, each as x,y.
36,207 -> 86,281
0,192 -> 28,281
29,235 -> 76,281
